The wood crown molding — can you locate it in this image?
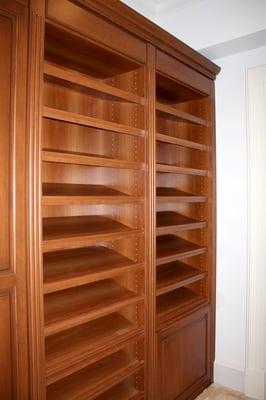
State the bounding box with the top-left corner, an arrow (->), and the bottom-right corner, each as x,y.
71,0 -> 221,79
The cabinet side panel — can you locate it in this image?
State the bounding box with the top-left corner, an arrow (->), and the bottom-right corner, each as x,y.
0,12 -> 12,270
0,1 -> 29,399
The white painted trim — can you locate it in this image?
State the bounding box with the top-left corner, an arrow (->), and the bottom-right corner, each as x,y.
245,368 -> 265,399
214,362 -> 245,393
245,64 -> 266,400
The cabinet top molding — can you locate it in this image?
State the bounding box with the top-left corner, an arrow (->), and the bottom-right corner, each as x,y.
71,0 -> 220,79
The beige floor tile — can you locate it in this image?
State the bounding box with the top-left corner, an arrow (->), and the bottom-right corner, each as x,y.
196,384 -> 253,400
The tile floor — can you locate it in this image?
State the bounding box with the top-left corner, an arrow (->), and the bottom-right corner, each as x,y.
196,384 -> 253,400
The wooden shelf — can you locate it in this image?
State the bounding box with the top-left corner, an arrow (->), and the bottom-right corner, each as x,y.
157,235 -> 207,266
42,183 -> 143,205
157,211 -> 207,235
46,313 -> 143,384
44,62 -> 145,105
45,21 -> 142,79
43,106 -> 145,138
156,261 -> 207,296
44,279 -> 143,336
96,381 -> 143,400
157,162 -> 208,176
156,102 -> 208,126
156,73 -> 206,104
156,187 -> 207,203
42,149 -> 144,170
157,287 -> 207,323
43,216 -> 143,252
46,349 -> 143,400
156,133 -> 210,151
43,246 -> 144,294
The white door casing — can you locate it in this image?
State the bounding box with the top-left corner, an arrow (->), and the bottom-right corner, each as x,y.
245,64 -> 266,400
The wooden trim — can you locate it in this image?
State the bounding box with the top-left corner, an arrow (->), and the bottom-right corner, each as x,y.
208,82 -> 217,377
146,44 -> 157,400
27,1 -> 46,398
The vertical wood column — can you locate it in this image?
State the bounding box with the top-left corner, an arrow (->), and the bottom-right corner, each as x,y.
206,82 -> 217,377
146,43 -> 157,400
27,0 -> 46,398
0,1 -> 29,399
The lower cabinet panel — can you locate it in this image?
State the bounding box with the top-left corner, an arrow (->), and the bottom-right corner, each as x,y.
0,292 -> 12,399
157,306 -> 211,400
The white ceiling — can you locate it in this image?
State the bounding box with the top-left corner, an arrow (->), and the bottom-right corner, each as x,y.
122,0 -> 205,18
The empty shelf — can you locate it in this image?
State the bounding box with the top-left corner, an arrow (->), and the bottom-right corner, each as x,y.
157,211 -> 207,235
43,216 -> 143,252
156,133 -> 210,151
156,73 -> 206,104
46,313 -> 143,384
44,279 -> 143,336
43,107 -> 145,137
156,261 -> 207,296
96,381 -> 143,400
46,349 -> 143,400
157,287 -> 207,323
156,102 -> 208,126
42,183 -> 143,205
44,62 -> 145,105
157,163 -> 208,176
43,246 -> 143,294
156,187 -> 207,203
42,149 -> 144,170
157,235 -> 207,266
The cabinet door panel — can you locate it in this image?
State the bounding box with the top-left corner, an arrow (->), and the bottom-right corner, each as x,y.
0,10 -> 12,271
158,307 -> 211,400
0,292 -> 12,399
0,1 -> 29,399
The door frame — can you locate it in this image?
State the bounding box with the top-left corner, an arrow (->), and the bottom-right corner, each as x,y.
245,64 -> 266,400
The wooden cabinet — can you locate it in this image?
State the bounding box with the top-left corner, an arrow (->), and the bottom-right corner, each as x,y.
157,307 -> 211,400
0,1 -> 29,399
1,0 -> 219,399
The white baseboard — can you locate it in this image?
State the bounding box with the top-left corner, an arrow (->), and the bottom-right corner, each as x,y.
214,362 -> 245,393
245,368 -> 265,400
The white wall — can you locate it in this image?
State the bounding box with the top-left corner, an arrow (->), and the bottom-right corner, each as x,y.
214,46 -> 266,392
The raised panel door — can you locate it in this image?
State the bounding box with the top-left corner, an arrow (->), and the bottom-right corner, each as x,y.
0,1 -> 29,398
157,306 -> 211,400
